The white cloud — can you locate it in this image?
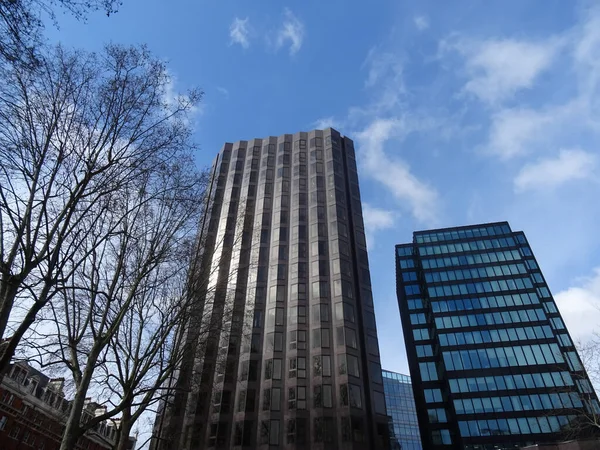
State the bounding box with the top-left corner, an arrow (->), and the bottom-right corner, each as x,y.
356,118 -> 439,224
230,17 -> 251,49
216,86 -> 229,98
313,45 -> 441,224
448,37 -> 561,105
514,148 -> 598,192
574,5 -> 600,100
363,49 -> 404,90
486,106 -> 557,159
413,15 -> 429,31
362,203 -> 396,249
363,203 -> 395,232
275,9 -> 304,55
555,268 -> 600,343
313,116 -> 342,131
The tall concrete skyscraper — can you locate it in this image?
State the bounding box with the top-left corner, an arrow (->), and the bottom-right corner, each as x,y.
396,222 -> 600,450
156,129 -> 389,449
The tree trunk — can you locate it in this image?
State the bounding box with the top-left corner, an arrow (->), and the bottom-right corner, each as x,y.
115,406 -> 132,450
0,281 -> 51,375
59,345 -> 103,450
0,275 -> 20,342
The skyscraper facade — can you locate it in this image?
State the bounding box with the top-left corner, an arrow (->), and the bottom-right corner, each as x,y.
396,222 -> 600,450
382,370 -> 422,450
157,128 -> 389,449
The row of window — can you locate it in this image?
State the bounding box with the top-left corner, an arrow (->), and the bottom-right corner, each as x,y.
420,263 -> 528,284
442,343 -> 564,371
255,414 -> 366,446
414,224 -> 513,244
411,292 -> 552,316
458,415 -> 574,437
253,381 -> 365,413
438,325 -> 554,347
260,353 -> 370,381
426,277 -> 535,298
454,391 -> 583,415
419,250 -> 525,269
434,308 -> 546,330
448,371 -> 574,394
430,292 -> 540,313
417,237 -> 518,256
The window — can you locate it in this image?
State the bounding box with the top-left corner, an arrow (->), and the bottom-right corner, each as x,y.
312,303 -> 330,322
288,357 -> 306,378
271,388 -> 281,411
335,302 -> 355,323
0,416 -> 7,431
267,307 -> 285,326
428,408 -> 448,423
288,386 -> 306,410
1,392 -> 14,406
9,425 -> 20,439
432,429 -> 451,445
344,327 -> 358,349
266,332 -> 283,352
312,328 -> 330,348
416,345 -> 433,357
339,354 -> 360,377
349,384 -> 362,409
413,328 -> 430,341
262,388 -> 271,411
314,385 -> 323,408
312,355 -> 331,377
314,417 -> 335,443
265,358 -> 282,380
270,420 -> 280,446
289,330 -> 306,350
424,389 -> 443,403
373,391 -> 386,414
419,362 -> 438,381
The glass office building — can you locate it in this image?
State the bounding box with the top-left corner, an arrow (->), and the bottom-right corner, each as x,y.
382,370 -> 422,450
396,222 -> 600,450
154,129 -> 390,449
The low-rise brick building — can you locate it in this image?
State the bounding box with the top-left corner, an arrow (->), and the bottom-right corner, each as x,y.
0,362 -> 136,450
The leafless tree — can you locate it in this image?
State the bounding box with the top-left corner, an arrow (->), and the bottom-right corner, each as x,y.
0,42 -> 201,377
569,333 -> 600,436
546,334 -> 600,441
0,0 -> 122,67
21,205 -> 254,450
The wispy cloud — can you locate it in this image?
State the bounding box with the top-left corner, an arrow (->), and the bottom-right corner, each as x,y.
216,86 -> 230,98
413,15 -> 429,31
313,116 -> 342,130
362,203 -> 396,249
230,17 -> 251,49
485,106 -> 560,159
514,148 -> 598,192
356,118 -> 439,224
363,203 -> 396,231
275,8 -> 304,55
363,48 -> 405,90
444,37 -> 562,105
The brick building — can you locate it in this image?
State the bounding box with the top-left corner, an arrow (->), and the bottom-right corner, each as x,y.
0,362 -> 136,450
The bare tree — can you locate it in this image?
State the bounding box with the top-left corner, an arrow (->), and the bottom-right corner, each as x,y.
0,43 -> 201,375
21,206 -> 254,450
570,334 -> 600,435
0,0 -> 122,67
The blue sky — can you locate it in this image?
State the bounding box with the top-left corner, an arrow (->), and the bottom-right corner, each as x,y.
45,0 -> 600,376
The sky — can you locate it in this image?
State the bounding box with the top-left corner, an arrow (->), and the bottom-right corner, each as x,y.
43,0 -> 600,378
